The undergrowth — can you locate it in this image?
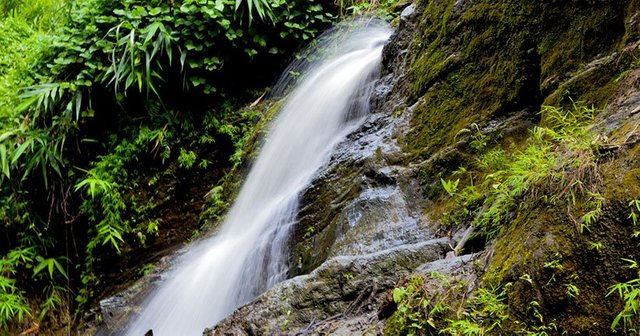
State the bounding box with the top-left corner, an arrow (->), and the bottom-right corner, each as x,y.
385,273 -> 463,335
441,102 -> 601,239
608,258 -> 640,334
385,274 -> 559,336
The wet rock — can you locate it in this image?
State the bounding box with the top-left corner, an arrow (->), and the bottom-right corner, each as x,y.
291,65 -> 430,274
627,12 -> 640,41
206,239 -> 449,335
89,256 -> 173,335
596,68 -> 640,142
99,295 -> 128,329
399,4 -> 415,22
372,74 -> 394,107
415,253 -> 476,275
329,185 -> 432,257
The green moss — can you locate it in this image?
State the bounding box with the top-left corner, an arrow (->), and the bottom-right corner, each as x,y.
481,195 -> 640,333
600,146 -> 640,205
484,208 -> 562,285
402,0 -> 632,161
544,50 -> 639,108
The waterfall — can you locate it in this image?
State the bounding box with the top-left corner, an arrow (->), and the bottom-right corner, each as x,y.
121,20 -> 391,336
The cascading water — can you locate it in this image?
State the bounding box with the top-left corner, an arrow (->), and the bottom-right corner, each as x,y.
122,20 -> 391,336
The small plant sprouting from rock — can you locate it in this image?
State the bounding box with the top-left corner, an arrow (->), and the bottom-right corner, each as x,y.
440,284 -> 510,336
178,149 -> 197,169
565,283 -> 580,299
385,273 -> 457,336
608,258 -> 640,333
440,178 -> 460,197
303,226 -> 316,239
629,199 -> 640,226
589,241 -> 604,253
455,123 -> 489,152
543,254 -> 564,271
282,310 -> 291,332
579,192 -> 604,234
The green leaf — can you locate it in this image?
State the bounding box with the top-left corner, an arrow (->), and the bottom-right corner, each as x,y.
393,287 -> 406,303
0,144 -> 9,179
75,90 -> 83,120
185,40 -> 197,51
12,140 -> 31,165
137,71 -> 143,92
149,7 -> 162,16
145,22 -> 162,44
0,131 -> 16,143
33,257 -> 47,277
179,49 -> 187,70
440,178 -> 460,196
53,259 -> 67,279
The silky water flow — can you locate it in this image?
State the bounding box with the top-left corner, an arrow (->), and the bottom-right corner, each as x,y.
122,20 -> 391,336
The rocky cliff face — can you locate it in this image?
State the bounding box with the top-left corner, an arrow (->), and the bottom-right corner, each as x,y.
206,0 -> 640,335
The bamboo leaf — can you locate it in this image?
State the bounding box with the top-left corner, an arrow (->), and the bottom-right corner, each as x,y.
144,22 -> 160,44
0,130 -> 15,143
0,144 -> 9,178
136,71 -> 143,92
16,93 -> 39,113
12,140 -> 31,165
75,90 -> 82,120
53,259 -> 68,279
49,155 -> 61,178
179,48 -> 187,70
33,258 -> 47,277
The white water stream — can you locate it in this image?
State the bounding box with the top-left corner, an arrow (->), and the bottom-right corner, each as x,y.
123,21 -> 391,336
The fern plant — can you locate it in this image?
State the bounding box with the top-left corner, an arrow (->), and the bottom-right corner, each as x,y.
442,102 -> 601,239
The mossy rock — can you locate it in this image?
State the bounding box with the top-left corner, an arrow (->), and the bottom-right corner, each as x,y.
402,0 -> 635,161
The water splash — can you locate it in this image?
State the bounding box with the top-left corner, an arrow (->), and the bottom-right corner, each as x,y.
122,20 -> 391,336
